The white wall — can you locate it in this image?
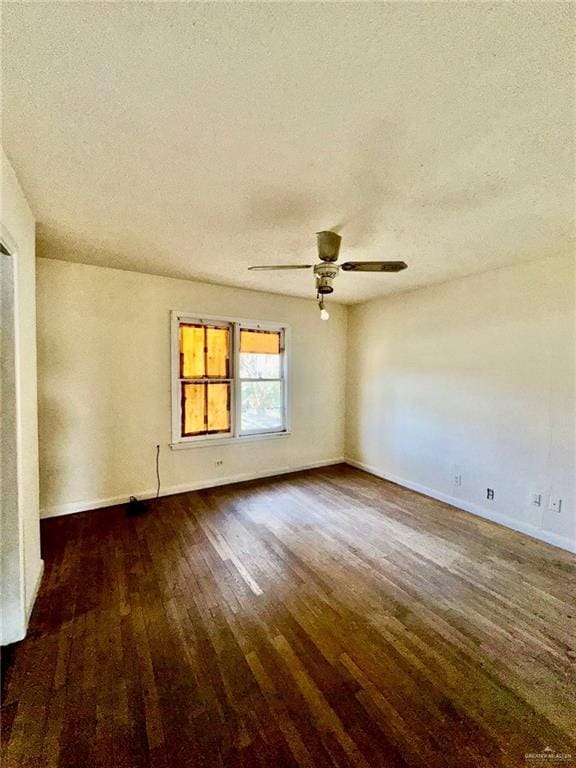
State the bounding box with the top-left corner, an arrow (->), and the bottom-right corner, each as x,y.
36,258 -> 347,516
36,252 -> 575,556
346,254 -> 576,553
0,150 -> 43,644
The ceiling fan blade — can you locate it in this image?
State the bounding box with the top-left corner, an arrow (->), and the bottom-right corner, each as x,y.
248,264 -> 313,271
340,261 -> 408,272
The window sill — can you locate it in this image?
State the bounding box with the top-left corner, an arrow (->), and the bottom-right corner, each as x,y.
170,431 -> 291,450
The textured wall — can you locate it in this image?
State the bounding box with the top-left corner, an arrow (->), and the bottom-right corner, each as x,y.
36,259 -> 347,515
346,255 -> 576,553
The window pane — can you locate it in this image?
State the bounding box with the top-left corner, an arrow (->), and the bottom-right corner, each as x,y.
241,381 -> 283,432
206,326 -> 230,378
239,352 -> 281,379
207,383 -> 230,432
182,382 -> 205,435
180,325 -> 205,378
240,329 -> 280,355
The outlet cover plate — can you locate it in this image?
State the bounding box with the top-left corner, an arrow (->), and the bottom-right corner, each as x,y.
549,497 -> 563,513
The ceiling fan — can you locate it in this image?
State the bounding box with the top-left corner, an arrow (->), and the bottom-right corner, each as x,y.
248,231 -> 407,319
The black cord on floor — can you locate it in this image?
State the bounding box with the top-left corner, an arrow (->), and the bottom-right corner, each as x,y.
156,444 -> 161,499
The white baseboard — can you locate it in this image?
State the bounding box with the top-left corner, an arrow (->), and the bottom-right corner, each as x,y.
40,458 -> 345,519
345,458 -> 576,555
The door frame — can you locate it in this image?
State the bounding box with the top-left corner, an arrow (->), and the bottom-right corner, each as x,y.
1,223 -> 27,644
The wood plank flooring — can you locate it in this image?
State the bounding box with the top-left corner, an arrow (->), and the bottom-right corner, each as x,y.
2,464 -> 575,767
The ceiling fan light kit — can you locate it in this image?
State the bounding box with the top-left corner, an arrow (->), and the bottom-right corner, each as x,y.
319,298 -> 330,321
248,229 -> 408,320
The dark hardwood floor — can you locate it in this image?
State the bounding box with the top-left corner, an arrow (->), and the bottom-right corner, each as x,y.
2,464 -> 575,767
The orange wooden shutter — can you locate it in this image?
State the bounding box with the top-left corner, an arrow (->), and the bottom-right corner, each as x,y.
182,383 -> 205,435
180,325 -> 205,378
240,329 -> 280,355
206,326 -> 230,378
207,383 -> 230,432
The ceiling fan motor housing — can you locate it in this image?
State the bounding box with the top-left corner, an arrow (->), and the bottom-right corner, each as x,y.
314,263 -> 339,294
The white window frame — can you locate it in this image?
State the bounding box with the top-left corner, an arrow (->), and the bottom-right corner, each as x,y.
170,311 -> 290,449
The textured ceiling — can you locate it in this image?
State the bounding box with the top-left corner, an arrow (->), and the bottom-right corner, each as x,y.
2,2 -> 574,304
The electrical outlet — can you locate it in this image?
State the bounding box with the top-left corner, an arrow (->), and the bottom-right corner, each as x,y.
531,493 -> 542,507
454,475 -> 462,487
215,460 -> 223,466
486,488 -> 494,501
549,497 -> 562,513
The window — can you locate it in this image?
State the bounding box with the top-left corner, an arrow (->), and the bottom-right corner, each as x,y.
171,313 -> 288,445
179,322 -> 232,437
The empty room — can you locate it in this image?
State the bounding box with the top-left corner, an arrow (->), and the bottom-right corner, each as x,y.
1,2 -> 574,767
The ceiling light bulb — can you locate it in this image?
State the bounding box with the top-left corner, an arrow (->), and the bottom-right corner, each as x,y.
320,308 -> 330,321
